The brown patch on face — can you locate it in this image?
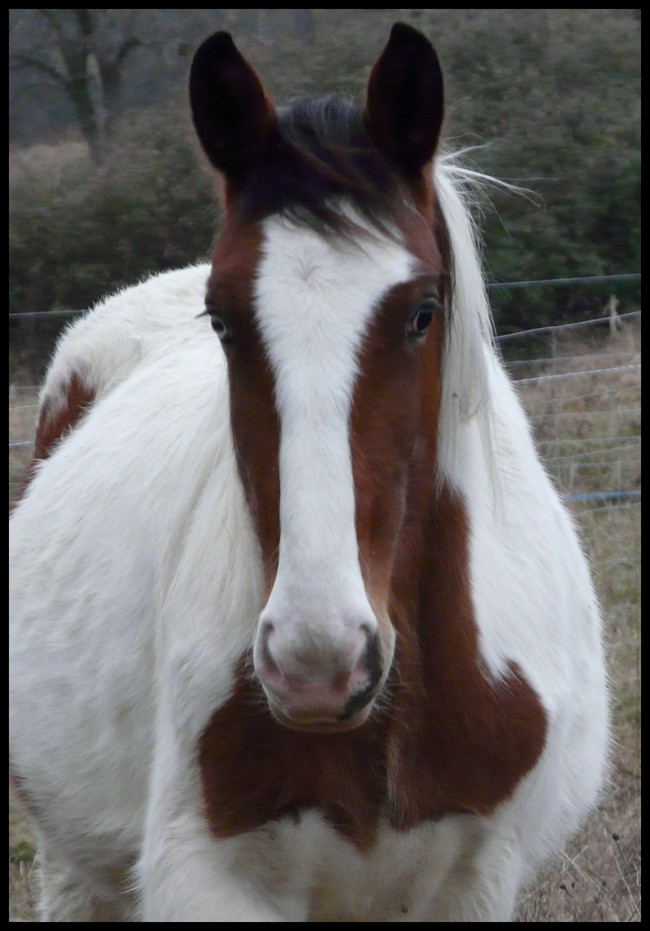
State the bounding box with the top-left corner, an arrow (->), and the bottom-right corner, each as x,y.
351,202 -> 445,619
198,201 -> 546,851
207,219 -> 281,589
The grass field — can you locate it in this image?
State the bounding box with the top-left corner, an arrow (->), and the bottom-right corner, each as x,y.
9,319 -> 640,921
509,319 -> 640,921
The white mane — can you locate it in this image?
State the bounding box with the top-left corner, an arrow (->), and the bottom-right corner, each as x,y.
434,154 -> 507,492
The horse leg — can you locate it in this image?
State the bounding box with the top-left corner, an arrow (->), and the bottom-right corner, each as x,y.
35,834 -> 134,922
138,810 -> 307,921
402,825 -> 522,922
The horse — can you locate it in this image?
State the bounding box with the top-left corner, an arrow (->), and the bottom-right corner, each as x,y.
9,23 -> 609,922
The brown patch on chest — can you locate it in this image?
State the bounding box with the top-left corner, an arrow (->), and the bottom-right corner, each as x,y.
198,486 -> 547,849
198,664 -> 389,850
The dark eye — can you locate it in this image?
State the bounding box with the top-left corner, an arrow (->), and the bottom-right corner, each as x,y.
406,298 -> 440,338
204,308 -> 232,344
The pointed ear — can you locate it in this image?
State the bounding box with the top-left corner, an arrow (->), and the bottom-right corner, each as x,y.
189,32 -> 277,179
365,22 -> 444,173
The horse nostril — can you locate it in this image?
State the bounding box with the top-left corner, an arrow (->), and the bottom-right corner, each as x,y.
361,627 -> 383,684
254,614 -> 385,724
340,629 -> 383,720
340,682 -> 376,720
257,620 -> 282,677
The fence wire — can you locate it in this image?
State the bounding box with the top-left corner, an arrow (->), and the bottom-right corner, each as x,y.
8,303 -> 641,651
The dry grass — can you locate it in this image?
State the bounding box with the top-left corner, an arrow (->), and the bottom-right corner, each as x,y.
9,320 -> 640,921
9,140 -> 91,186
9,790 -> 37,922
510,320 -> 641,921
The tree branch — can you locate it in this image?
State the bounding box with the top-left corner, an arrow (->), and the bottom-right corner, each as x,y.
115,36 -> 141,66
73,10 -> 94,38
9,53 -> 67,87
37,9 -> 64,38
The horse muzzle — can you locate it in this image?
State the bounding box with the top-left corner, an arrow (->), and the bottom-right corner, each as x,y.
253,618 -> 384,731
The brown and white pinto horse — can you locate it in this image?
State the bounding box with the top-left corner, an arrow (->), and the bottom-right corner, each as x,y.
10,24 -> 609,921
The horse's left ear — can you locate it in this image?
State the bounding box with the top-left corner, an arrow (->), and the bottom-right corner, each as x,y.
189,31 -> 278,180
365,22 -> 444,173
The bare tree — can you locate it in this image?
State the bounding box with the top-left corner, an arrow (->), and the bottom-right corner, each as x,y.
10,9 -> 146,162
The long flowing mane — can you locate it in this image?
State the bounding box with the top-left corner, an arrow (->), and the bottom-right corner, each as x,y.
434,155 -> 502,489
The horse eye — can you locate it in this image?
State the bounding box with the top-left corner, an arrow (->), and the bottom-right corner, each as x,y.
206,311 -> 231,343
406,299 -> 440,338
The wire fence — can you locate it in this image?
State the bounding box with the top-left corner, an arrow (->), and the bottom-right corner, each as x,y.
494,310 -> 640,506
9,283 -> 641,616
9,301 -> 641,503
9,283 -> 640,926
7,287 -> 642,837
495,310 -> 641,675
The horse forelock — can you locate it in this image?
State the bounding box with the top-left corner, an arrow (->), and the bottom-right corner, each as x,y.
228,96 -> 410,242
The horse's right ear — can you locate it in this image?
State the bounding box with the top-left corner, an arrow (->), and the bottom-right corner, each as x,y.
189,32 -> 277,180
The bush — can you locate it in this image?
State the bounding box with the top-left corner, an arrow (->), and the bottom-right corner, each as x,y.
9,10 -> 640,333
9,100 -> 218,316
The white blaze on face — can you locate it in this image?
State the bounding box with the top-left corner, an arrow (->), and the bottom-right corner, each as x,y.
253,212 -> 413,656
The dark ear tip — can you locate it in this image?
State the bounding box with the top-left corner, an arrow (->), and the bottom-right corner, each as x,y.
389,21 -> 432,48
192,31 -> 238,64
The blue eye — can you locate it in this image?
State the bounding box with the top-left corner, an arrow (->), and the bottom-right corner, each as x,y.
406,298 -> 440,338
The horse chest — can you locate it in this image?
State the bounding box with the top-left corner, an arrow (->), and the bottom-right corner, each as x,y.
302,815 -> 475,921
203,806 -> 480,921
